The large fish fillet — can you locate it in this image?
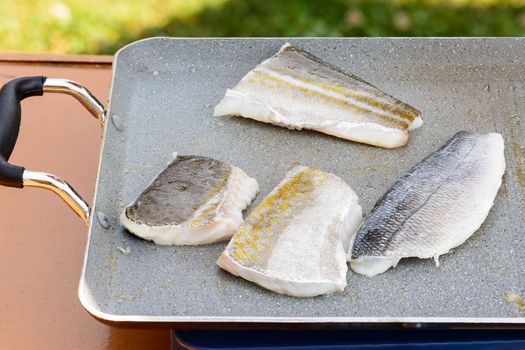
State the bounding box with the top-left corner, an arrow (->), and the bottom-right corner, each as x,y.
349,131 -> 505,276
214,43 -> 422,148
217,166 -> 363,297
120,155 -> 259,245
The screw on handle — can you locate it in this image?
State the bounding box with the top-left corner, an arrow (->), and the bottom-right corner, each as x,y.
0,76 -> 46,188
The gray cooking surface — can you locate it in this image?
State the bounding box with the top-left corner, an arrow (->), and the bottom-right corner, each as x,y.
82,38 -> 525,322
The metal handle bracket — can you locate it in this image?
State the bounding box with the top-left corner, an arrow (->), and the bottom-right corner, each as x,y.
0,77 -> 105,226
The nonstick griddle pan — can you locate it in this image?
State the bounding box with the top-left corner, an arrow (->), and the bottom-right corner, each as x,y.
1,38 -> 524,326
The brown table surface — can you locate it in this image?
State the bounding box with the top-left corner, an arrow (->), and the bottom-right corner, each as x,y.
0,55 -> 170,349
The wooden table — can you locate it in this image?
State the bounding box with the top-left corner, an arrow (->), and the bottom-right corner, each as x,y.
0,55 -> 170,349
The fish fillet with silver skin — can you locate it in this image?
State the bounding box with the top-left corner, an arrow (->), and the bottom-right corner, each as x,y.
120,155 -> 259,245
217,166 -> 363,297
348,131 -> 506,276
214,43 -> 422,148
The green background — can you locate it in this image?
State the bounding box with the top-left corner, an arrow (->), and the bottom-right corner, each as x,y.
2,0 -> 525,54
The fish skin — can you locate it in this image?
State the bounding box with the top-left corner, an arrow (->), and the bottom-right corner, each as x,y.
217,166 -> 363,297
120,155 -> 259,246
214,43 -> 422,148
348,131 -> 506,276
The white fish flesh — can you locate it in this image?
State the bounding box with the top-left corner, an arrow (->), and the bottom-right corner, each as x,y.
120,155 -> 259,245
217,166 -> 363,297
348,131 -> 505,276
214,43 -> 422,148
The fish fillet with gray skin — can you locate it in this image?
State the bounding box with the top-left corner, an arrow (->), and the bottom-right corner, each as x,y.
348,131 -> 506,276
120,155 -> 259,245
214,43 -> 422,148
217,166 -> 363,297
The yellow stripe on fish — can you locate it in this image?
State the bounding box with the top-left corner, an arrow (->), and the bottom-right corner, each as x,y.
248,70 -> 409,130
228,167 -> 326,268
265,65 -> 418,122
190,173 -> 230,228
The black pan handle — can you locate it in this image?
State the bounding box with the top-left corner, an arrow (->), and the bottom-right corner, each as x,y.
0,76 -> 105,225
0,76 -> 46,188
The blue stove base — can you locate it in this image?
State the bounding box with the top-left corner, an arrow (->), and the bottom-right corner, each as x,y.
171,329 -> 525,350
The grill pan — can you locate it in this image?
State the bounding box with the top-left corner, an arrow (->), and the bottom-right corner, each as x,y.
1,38 -> 525,326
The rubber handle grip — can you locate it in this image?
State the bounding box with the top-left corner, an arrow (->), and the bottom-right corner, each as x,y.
0,76 -> 46,188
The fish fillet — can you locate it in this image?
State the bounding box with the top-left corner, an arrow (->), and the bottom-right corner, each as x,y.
217,166 -> 363,297
348,131 -> 505,276
214,43 -> 422,148
120,155 -> 259,245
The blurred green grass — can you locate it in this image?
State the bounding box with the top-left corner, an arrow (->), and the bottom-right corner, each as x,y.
2,0 -> 525,55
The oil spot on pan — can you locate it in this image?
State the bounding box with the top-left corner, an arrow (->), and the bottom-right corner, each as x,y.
503,291 -> 525,315
511,141 -> 525,187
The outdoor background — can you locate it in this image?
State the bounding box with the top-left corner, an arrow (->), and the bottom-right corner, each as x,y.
1,0 -> 525,55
